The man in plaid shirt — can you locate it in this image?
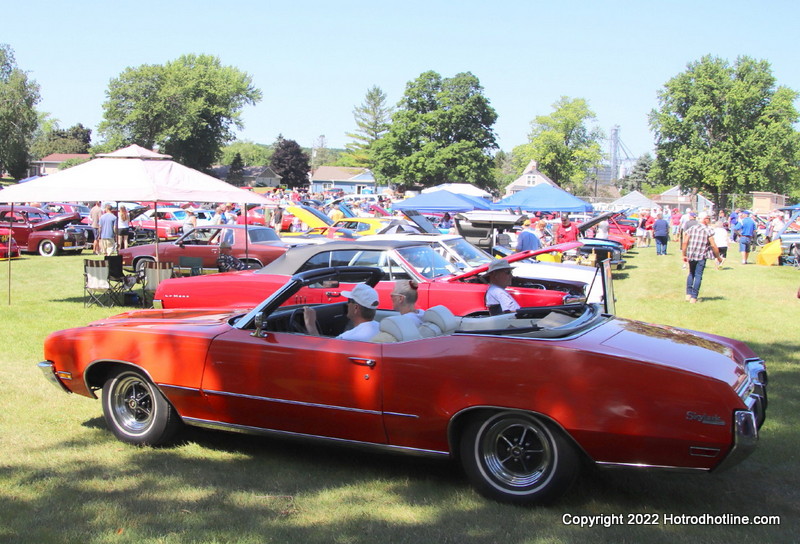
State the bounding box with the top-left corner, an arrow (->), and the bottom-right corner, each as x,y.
681,212 -> 722,303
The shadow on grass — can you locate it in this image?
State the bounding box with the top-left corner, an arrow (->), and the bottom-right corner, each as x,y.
6,401 -> 798,544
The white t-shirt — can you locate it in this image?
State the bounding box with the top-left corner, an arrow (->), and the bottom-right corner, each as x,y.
485,284 -> 520,313
713,227 -> 729,248
399,309 -> 425,326
337,321 -> 380,341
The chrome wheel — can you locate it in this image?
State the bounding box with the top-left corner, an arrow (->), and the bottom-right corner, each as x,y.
102,369 -> 181,445
110,374 -> 155,435
38,239 -> 57,257
479,415 -> 553,489
461,411 -> 579,504
134,257 -> 155,275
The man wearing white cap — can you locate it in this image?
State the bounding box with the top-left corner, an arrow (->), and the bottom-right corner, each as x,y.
484,259 -> 521,315
304,283 -> 380,340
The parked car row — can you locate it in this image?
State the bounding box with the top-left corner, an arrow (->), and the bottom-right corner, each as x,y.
0,205 -> 87,257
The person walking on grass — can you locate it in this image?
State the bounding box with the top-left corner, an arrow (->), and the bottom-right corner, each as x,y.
681,212 -> 723,304
732,210 -> 756,264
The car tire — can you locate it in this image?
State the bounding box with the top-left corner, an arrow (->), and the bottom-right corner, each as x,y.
460,411 -> 579,505
38,239 -> 58,257
101,369 -> 181,446
134,257 -> 155,275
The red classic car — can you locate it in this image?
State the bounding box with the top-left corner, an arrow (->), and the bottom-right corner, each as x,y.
0,228 -> 20,259
38,265 -> 767,504
0,205 -> 87,257
129,207 -> 185,240
154,239 -> 585,314
119,225 -> 292,275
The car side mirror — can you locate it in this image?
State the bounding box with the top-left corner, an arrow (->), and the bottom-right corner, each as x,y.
252,313 -> 265,337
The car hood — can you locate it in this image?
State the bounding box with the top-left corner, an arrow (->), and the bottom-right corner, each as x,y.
577,212 -> 615,233
31,212 -> 81,231
286,205 -> 332,228
445,241 -> 582,281
95,307 -> 242,327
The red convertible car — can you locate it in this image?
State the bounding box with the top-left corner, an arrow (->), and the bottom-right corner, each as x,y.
119,225 -> 292,275
39,265 -> 767,504
154,239 -> 586,315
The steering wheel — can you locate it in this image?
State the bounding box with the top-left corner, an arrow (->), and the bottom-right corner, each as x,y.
289,308 -> 321,334
289,309 -> 307,333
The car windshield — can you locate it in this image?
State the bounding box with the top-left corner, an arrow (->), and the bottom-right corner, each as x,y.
443,238 -> 492,268
396,245 -> 459,279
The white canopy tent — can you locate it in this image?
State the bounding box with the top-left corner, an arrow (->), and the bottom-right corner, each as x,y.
0,145 -> 274,304
0,145 -> 273,204
421,183 -> 492,199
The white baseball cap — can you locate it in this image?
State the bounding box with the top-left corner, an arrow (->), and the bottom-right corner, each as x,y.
341,283 -> 380,308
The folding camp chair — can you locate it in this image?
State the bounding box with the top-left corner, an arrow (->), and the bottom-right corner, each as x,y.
105,255 -> 140,304
84,259 -> 115,307
178,256 -> 204,276
142,261 -> 175,307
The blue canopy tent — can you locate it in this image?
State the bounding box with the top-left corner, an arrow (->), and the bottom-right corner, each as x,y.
393,190 -> 491,213
494,184 -> 593,213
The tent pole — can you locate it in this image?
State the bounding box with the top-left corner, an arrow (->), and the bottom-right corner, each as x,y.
6,203 -> 12,305
154,202 -> 160,264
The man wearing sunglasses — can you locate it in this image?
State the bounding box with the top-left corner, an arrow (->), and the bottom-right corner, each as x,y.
304,283 -> 380,341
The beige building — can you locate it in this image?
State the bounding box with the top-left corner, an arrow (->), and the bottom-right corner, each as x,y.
32,153 -> 92,176
503,160 -> 558,197
751,191 -> 786,213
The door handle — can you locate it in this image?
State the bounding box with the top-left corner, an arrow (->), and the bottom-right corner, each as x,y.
325,291 -> 341,297
349,357 -> 375,368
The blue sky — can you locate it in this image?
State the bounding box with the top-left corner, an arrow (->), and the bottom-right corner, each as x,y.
5,0 -> 799,162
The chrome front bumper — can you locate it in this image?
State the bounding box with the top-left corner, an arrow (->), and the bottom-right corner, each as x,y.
37,361 -> 72,394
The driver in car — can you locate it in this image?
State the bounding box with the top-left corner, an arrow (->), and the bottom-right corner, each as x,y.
303,283 -> 380,340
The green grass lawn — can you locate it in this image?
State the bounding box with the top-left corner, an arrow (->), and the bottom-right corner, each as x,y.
0,247 -> 798,543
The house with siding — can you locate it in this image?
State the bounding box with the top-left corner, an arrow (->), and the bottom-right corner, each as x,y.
210,165 -> 282,187
32,153 -> 92,176
308,166 -> 376,194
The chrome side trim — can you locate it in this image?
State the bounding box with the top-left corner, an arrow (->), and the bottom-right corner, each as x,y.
384,411 -> 419,419
595,461 -> 708,473
203,389 -> 384,416
157,383 -> 201,393
182,417 -> 449,458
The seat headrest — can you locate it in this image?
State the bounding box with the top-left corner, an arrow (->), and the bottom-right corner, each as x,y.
377,315 -> 423,342
422,305 -> 459,334
418,321 -> 443,338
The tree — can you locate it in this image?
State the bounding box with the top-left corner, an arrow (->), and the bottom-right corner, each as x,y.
649,55 -> 800,209
493,150 -> 516,193
269,136 -> 309,189
343,86 -> 393,168
0,44 -> 40,179
372,71 -> 497,189
311,135 -> 336,171
512,97 -> 604,192
100,54 -> 262,171
30,122 -> 92,159
219,140 -> 272,166
227,152 -> 246,186
618,153 -> 654,193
